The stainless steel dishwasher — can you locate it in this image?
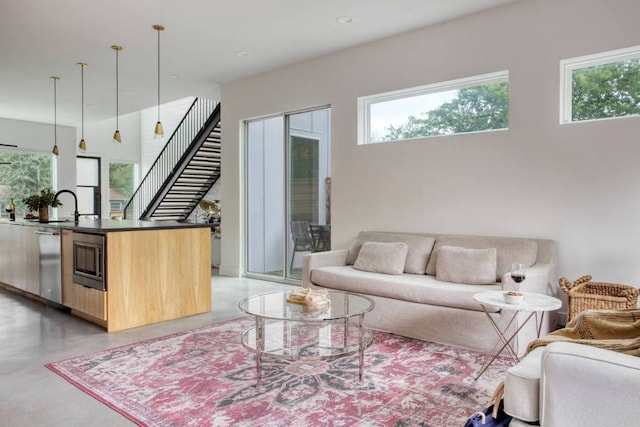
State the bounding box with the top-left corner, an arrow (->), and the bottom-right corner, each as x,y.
36,227 -> 62,303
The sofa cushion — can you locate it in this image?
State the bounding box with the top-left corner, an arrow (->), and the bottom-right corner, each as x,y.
346,231 -> 436,274
353,241 -> 408,275
504,346 -> 544,422
436,246 -> 497,285
310,265 -> 501,312
426,235 -> 538,281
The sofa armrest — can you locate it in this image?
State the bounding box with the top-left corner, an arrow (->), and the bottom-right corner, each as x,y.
302,249 -> 348,288
540,342 -> 640,426
501,261 -> 556,295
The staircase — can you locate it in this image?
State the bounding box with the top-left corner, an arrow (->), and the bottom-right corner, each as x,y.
124,98 -> 221,221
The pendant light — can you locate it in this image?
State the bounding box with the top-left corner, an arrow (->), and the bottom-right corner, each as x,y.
51,76 -> 60,156
77,63 -> 87,152
153,24 -> 165,139
112,45 -> 123,144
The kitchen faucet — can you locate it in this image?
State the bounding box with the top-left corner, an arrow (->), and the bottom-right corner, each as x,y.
53,189 -> 80,223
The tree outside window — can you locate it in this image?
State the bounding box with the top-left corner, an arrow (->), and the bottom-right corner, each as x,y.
0,152 -> 53,216
571,59 -> 640,121
109,162 -> 135,218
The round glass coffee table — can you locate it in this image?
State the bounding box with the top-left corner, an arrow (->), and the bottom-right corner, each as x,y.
238,290 -> 375,387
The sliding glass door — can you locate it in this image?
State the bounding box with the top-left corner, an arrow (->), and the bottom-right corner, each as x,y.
245,107 -> 331,281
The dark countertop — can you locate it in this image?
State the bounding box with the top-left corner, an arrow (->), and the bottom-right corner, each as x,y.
0,218 -> 213,233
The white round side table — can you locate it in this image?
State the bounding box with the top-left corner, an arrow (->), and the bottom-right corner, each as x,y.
473,291 -> 561,379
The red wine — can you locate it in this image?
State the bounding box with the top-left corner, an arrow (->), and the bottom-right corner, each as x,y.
511,274 -> 525,283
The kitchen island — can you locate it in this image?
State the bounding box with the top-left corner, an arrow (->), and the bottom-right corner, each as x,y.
0,218 -> 212,332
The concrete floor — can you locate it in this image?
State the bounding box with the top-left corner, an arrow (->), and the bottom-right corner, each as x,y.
0,273 -> 293,426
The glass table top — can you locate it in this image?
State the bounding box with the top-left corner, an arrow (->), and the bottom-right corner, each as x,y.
238,290 -> 374,322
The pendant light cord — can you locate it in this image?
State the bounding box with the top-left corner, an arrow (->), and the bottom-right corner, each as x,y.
115,48 -> 119,129
54,78 -> 57,146
157,27 -> 161,122
81,66 -> 84,139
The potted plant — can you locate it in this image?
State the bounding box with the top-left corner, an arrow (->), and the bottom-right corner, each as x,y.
22,188 -> 63,223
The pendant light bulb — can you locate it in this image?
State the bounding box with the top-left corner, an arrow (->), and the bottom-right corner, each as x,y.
152,25 -> 165,139
50,76 -> 60,156
111,45 -> 123,144
77,62 -> 87,152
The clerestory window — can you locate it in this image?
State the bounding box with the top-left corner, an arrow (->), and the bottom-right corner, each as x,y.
358,71 -> 509,144
561,45 -> 640,124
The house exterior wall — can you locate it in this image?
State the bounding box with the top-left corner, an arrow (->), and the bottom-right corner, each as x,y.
220,0 -> 640,298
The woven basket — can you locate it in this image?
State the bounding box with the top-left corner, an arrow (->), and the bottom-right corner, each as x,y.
559,275 -> 640,322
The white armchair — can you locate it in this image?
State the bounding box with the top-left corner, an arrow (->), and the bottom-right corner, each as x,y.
504,342 -> 640,426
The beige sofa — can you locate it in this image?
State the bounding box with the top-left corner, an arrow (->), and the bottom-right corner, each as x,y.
505,342 -> 640,426
303,231 -> 558,356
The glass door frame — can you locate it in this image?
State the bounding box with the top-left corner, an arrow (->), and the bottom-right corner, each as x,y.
243,105 -> 330,285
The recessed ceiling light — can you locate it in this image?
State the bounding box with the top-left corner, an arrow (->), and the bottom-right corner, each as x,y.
169,74 -> 181,79
235,51 -> 249,57
336,16 -> 353,24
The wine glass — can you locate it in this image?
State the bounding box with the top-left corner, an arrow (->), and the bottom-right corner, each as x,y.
511,263 -> 526,284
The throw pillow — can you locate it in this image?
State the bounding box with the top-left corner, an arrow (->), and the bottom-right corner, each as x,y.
353,241 -> 409,275
435,246 -> 497,285
426,235 -> 537,280
346,232 -> 435,274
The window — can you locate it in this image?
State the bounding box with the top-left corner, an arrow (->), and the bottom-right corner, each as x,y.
76,156 -> 101,216
109,162 -> 136,218
0,150 -> 54,218
358,71 -> 509,144
561,45 -> 640,123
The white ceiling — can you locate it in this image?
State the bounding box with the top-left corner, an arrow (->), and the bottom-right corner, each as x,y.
0,0 -> 521,128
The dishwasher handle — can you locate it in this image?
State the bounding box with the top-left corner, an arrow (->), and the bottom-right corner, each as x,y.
34,230 -> 60,236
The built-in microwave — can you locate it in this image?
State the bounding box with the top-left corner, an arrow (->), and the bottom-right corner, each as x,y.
72,232 -> 106,291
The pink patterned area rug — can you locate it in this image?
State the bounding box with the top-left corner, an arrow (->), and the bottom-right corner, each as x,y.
46,317 -> 509,426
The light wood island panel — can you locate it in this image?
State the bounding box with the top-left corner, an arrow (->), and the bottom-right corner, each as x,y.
106,227 -> 211,332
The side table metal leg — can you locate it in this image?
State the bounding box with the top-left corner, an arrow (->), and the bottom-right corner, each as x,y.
535,311 -> 545,338
484,310 -> 520,362
475,306 -> 537,380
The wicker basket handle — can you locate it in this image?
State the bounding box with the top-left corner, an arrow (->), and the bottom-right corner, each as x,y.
620,286 -> 640,301
559,275 -> 592,294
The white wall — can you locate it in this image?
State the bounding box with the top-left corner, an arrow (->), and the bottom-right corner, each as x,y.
0,117 -> 76,218
140,97 -> 196,176
220,0 -> 640,292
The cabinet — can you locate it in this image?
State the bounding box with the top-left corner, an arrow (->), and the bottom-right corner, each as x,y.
61,229 -> 107,324
105,228 -> 211,332
0,223 -> 39,295
8,224 -> 26,290
4,223 -> 211,332
0,223 -> 9,285
24,227 -> 40,295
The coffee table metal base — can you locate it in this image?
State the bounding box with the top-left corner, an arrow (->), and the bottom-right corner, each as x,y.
242,315 -> 373,388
